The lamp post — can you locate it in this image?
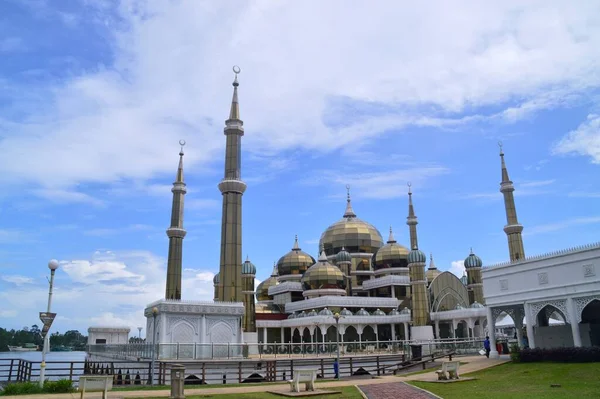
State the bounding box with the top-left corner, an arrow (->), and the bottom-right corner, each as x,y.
333,313 -> 341,380
150,307 -> 158,385
39,259 -> 59,387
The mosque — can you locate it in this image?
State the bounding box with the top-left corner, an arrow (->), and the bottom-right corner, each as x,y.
145,67 -> 528,350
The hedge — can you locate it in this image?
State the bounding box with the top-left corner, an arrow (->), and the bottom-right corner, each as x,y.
0,379 -> 74,396
517,346 -> 600,363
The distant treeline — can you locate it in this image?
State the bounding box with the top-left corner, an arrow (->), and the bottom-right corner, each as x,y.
0,325 -> 87,351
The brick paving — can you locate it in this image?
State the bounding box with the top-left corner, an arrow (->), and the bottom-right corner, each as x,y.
359,382 -> 439,399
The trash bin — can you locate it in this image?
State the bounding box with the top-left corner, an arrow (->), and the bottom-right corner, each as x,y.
410,344 -> 422,361
170,364 -> 185,399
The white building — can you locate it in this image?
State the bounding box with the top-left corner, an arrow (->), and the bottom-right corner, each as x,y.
87,327 -> 130,345
483,242 -> 600,357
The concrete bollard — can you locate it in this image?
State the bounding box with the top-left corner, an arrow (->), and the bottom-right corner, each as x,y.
169,364 -> 185,399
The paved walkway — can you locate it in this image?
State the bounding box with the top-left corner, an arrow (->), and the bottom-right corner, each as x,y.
359,381 -> 439,399
0,355 -> 510,399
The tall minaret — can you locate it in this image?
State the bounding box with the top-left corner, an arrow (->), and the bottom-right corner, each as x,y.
406,183 -> 419,250
499,142 -> 525,262
165,140 -> 187,300
217,66 -> 247,302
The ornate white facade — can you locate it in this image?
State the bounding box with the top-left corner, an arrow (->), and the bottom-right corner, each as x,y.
483,242 -> 600,357
144,299 -> 244,348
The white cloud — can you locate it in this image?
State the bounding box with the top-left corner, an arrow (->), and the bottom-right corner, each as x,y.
1,275 -> 35,286
0,249 -> 221,332
553,114 -> 600,163
186,199 -> 220,211
449,260 -> 466,278
84,224 -> 156,237
32,188 -> 105,207
0,310 -> 18,318
526,216 -> 600,236
0,1 -> 599,192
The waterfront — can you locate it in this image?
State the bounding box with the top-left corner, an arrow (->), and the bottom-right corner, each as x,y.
0,351 -> 86,362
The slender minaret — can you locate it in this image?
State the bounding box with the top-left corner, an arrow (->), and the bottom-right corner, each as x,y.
217,66 -> 247,302
165,140 -> 187,300
406,183 -> 419,250
241,256 -> 256,333
498,142 -> 525,261
408,248 -> 430,326
465,248 -> 485,305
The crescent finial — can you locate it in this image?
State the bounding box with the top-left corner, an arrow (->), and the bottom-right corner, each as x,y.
233,65 -> 241,74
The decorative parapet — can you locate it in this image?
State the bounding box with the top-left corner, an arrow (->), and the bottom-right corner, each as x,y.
144,299 -> 244,317
269,281 -> 303,296
257,314 -> 412,329
88,327 -> 130,333
484,241 -> 600,270
285,296 -> 400,313
430,307 -> 487,321
362,275 -> 410,290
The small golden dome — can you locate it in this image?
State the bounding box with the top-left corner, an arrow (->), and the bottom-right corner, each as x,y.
255,262 -> 278,301
372,227 -> 409,270
277,235 -> 316,276
301,251 -> 346,290
319,189 -> 383,256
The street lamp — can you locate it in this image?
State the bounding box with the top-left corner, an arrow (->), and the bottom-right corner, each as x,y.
39,259 -> 59,387
333,313 -> 342,380
150,307 -> 158,385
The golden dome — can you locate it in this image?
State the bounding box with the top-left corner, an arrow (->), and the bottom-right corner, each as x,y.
372,227 -> 409,270
301,251 -> 346,290
255,262 -> 278,301
319,190 -> 384,256
277,236 -> 316,276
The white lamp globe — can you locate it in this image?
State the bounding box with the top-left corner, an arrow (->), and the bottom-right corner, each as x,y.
48,259 -> 59,270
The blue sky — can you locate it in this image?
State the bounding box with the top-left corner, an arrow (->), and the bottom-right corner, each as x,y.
1,0 -> 600,334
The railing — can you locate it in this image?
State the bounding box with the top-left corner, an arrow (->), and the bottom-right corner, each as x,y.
0,358 -> 152,385
88,338 -> 485,361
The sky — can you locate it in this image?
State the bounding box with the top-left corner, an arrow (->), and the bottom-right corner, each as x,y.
1,0 -> 600,336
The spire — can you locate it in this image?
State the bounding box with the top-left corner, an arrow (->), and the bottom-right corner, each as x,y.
499,141 -> 510,183
343,184 -> 357,218
292,234 -> 300,250
498,142 -> 526,262
318,243 -> 328,262
176,140 -> 185,183
387,226 -> 396,243
406,182 -> 419,250
245,254 -> 250,262
229,65 -> 241,120
271,261 -> 278,277
429,253 -> 437,270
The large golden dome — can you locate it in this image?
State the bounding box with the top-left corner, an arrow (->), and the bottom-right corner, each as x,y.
277,236 -> 316,276
372,227 -> 409,270
319,193 -> 384,256
255,263 -> 278,301
301,251 -> 346,290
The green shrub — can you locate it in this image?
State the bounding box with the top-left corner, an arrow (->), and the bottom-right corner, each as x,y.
1,381 -> 43,396
510,343 -> 521,362
0,379 -> 74,396
43,379 -> 75,393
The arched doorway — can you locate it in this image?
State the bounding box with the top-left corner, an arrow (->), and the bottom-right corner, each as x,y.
581,300 -> 600,347
534,305 -> 569,348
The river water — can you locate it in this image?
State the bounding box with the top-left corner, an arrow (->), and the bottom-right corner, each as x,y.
0,351 -> 87,362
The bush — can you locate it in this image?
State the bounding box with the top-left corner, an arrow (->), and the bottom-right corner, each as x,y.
510,343 -> 521,362
0,379 -> 74,396
1,382 -> 42,396
43,379 -> 75,393
519,347 -> 600,363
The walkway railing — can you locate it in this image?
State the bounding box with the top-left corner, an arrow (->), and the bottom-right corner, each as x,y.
87,338 -> 484,361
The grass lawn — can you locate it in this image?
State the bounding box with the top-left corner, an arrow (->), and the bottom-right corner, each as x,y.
136,386 -> 362,399
410,362 -> 600,399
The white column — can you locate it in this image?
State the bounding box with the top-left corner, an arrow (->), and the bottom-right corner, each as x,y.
524,303 -> 536,349
263,327 -> 267,344
486,306 -> 499,358
201,316 -> 206,344
280,327 -> 284,343
567,297 -> 582,347
434,320 -> 440,339
391,324 -> 396,341
403,323 -> 409,341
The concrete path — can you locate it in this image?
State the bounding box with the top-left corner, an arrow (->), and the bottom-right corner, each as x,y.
359,382 -> 440,399
0,355 -> 510,399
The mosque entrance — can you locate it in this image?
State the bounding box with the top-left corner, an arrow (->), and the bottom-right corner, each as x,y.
581,300 -> 600,347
